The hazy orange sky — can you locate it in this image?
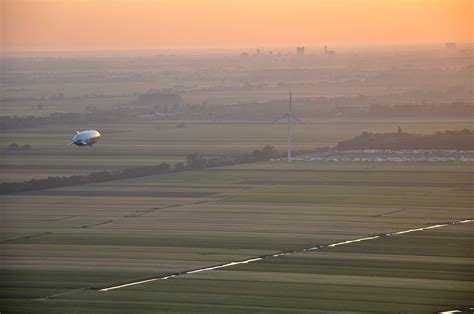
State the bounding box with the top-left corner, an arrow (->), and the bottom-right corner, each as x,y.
2,0 -> 472,52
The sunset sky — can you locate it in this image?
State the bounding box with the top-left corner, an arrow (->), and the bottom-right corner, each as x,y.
2,0 -> 472,52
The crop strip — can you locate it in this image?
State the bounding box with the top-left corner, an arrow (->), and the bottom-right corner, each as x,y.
98,218 -> 473,292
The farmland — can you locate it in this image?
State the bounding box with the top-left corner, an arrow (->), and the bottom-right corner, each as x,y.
1,119 -> 472,182
1,161 -> 472,312
1,47 -> 473,312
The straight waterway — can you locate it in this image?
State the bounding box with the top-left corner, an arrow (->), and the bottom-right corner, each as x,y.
99,218 -> 473,292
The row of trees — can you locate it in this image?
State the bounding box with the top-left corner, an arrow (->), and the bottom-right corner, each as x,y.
0,163 -> 172,195
368,102 -> 474,117
0,109 -> 138,130
7,143 -> 32,151
0,145 -> 280,195
0,103 -> 210,130
185,145 -> 280,169
335,129 -> 474,150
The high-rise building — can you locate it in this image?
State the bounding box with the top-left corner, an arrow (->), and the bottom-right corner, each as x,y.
323,45 -> 336,56
296,46 -> 305,56
445,42 -> 457,49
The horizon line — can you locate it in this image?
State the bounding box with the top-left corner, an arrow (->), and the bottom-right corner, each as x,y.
2,41 -> 473,55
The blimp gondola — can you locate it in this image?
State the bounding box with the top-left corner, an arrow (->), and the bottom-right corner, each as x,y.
72,130 -> 101,146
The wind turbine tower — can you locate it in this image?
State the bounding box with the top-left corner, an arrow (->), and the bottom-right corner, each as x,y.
274,90 -> 302,162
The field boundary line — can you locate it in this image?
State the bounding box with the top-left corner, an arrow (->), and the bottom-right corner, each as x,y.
98,218 -> 473,292
37,286 -> 92,300
45,215 -> 76,221
78,220 -> 113,229
0,232 -> 53,244
372,208 -> 409,217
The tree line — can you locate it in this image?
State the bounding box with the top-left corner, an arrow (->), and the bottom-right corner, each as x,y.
368,102 -> 474,117
0,109 -> 136,130
7,143 -> 32,151
335,129 -> 474,150
0,145 -> 280,195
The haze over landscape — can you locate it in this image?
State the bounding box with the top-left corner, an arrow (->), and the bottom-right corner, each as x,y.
1,0 -> 473,313
2,0 -> 472,51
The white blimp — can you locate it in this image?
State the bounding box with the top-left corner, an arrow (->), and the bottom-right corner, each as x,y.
72,130 -> 101,146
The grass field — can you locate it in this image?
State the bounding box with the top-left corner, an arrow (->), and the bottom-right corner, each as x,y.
1,161 -> 472,312
0,155 -> 185,182
1,119 -> 472,182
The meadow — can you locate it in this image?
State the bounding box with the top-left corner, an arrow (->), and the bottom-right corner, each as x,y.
2,44 -> 473,313
1,118 -> 472,182
1,161 -> 472,312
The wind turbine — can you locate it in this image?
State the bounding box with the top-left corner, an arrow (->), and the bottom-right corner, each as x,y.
273,90 -> 302,162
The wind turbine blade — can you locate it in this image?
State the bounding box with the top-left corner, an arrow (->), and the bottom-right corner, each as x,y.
272,114 -> 289,123
290,114 -> 303,124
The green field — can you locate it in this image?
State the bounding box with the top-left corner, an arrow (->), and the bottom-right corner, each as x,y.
1,161 -> 472,312
2,30 -> 473,314
2,119 -> 472,182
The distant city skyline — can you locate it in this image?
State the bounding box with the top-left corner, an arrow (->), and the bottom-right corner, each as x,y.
2,0 -> 472,52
